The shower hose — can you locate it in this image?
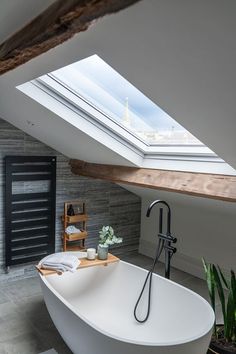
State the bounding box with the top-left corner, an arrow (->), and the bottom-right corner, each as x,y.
133,238 -> 164,323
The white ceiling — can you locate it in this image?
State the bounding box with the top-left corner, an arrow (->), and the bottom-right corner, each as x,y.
0,0 -> 55,43
1,0 -> 236,170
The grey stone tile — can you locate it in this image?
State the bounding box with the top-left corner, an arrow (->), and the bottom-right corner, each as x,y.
0,346 -> 7,354
0,331 -> 47,354
122,254 -> 152,268
0,312 -> 33,341
15,294 -> 54,331
0,268 -> 25,283
0,289 -> 10,304
0,301 -> 18,318
4,277 -> 41,301
13,293 -> 43,308
38,326 -> 73,354
169,267 -> 193,283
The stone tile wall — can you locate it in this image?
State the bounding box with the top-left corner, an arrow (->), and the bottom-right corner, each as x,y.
0,118 -> 141,281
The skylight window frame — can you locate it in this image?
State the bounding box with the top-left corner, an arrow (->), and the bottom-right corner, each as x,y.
37,74 -> 148,152
49,73 -> 150,147
36,74 -> 217,160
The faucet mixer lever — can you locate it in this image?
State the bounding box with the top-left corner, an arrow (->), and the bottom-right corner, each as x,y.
158,233 -> 177,243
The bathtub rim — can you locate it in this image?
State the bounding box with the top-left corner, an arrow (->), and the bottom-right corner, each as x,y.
39,260 -> 215,347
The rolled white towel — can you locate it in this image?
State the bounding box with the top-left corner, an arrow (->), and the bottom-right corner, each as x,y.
65,225 -> 81,235
39,253 -> 80,273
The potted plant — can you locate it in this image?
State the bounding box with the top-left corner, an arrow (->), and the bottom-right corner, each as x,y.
97,226 -> 122,260
202,259 -> 236,354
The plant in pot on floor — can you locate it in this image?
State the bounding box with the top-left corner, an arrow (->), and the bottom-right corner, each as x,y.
97,226 -> 122,260
202,259 -> 236,354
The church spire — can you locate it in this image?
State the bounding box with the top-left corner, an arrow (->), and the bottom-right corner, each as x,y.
122,97 -> 131,126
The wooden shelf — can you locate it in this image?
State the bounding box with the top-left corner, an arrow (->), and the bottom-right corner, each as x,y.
62,214 -> 88,223
64,230 -> 88,241
36,253 -> 119,276
62,201 -> 88,252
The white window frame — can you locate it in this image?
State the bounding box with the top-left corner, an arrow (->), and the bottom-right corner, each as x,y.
39,73 -> 216,159
17,75 -> 236,175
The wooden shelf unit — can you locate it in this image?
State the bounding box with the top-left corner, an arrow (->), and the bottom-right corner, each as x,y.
62,201 -> 88,251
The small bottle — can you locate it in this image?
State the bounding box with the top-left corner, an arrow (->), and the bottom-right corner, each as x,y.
67,204 -> 75,216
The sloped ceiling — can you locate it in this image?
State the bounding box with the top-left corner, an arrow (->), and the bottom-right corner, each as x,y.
1,0 -> 236,169
119,183 -> 236,214
0,0 -> 55,43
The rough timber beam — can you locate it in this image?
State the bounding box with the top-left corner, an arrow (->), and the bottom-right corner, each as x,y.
0,0 -> 140,75
70,159 -> 236,202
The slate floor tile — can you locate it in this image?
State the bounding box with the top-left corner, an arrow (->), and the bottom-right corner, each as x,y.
3,277 -> 41,301
0,290 -> 10,304
0,313 -> 33,341
0,331 -> 47,354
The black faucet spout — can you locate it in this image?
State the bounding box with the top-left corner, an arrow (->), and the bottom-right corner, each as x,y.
146,199 -> 176,279
146,199 -> 171,234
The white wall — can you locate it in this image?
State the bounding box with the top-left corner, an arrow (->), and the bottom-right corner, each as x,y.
120,184 -> 236,278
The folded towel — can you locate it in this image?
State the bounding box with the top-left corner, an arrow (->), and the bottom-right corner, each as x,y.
39,253 -> 80,273
65,225 -> 81,234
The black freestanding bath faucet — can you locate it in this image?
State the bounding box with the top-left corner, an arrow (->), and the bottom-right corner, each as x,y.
134,199 -> 177,323
146,200 -> 177,279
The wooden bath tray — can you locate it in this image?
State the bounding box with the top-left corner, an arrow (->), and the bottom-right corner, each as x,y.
36,253 -> 120,276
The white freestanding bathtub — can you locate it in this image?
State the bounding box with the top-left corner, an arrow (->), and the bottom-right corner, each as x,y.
39,260 -> 214,354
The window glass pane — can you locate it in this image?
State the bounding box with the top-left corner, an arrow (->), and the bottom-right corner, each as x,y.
51,54 -> 203,145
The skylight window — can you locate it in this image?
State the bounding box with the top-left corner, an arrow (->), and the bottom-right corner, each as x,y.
49,54 -> 202,146
18,52 -> 222,171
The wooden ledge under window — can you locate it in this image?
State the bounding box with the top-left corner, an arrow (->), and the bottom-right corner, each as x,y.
70,159 -> 236,202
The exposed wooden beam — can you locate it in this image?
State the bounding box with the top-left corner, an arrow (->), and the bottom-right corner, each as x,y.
0,0 -> 140,75
70,159 -> 236,202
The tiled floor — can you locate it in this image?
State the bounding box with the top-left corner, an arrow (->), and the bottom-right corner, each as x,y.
0,253 -> 221,354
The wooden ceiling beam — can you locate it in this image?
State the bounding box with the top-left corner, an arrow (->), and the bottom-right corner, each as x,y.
70,159 -> 236,202
0,0 -> 140,75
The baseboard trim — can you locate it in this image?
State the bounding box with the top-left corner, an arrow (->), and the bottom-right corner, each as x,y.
139,239 -> 205,279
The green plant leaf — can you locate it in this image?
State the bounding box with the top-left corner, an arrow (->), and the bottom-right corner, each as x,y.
202,260 -> 236,342
225,288 -> 235,341
230,270 -> 236,341
202,259 -> 217,337
202,259 -> 218,337
231,270 -> 236,304
98,225 -> 122,247
212,265 -> 226,331
202,258 -> 208,274
203,260 -> 216,310
217,265 -> 229,289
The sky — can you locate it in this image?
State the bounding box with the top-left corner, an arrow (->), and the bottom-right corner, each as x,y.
52,54 -> 202,144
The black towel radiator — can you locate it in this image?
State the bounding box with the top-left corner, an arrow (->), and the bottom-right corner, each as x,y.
5,156 -> 56,270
